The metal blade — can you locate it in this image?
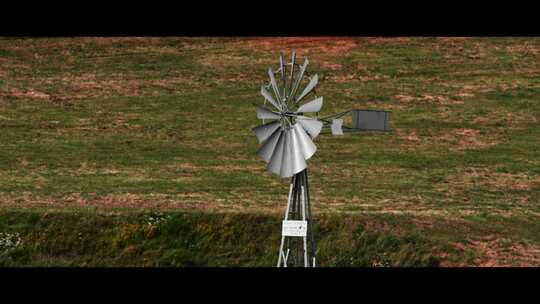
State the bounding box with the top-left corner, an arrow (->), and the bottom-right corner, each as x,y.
279,53 -> 286,97
256,105 -> 281,120
297,116 -> 323,139
296,74 -> 318,104
268,68 -> 282,102
253,120 -> 281,144
267,130 -> 286,175
257,128 -> 282,163
293,123 -> 317,161
279,53 -> 285,80
279,130 -> 293,178
331,119 -> 344,135
289,127 -> 307,175
289,58 -> 308,100
261,86 -> 281,111
288,51 -> 296,100
296,96 -> 323,113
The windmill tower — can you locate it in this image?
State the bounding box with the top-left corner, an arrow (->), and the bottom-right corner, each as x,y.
253,51 -> 338,267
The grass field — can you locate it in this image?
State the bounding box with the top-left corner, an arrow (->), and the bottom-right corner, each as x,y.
0,37 -> 539,266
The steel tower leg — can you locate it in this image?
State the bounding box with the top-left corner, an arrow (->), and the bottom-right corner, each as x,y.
277,169 -> 316,267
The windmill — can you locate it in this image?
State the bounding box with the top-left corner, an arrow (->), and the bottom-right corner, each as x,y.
253,50 -> 393,267
253,51 -> 344,267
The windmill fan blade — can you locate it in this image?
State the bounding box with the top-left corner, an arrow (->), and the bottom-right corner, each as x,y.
289,128 -> 307,175
296,74 -> 318,103
293,123 -> 317,161
290,51 -> 296,77
289,58 -> 308,100
288,51 -> 296,96
257,128 -> 283,163
331,119 -> 344,135
279,130 -> 293,178
268,68 -> 281,101
267,130 -> 286,175
279,53 -> 287,97
296,96 -> 323,113
256,105 -> 281,120
253,120 -> 281,144
297,116 -> 323,139
261,86 -> 281,111
279,53 -> 285,80
279,130 -> 306,178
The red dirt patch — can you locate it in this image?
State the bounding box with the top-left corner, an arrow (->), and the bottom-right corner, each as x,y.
449,238 -> 540,266
1,88 -> 51,100
330,74 -> 356,83
320,61 -> 343,71
246,37 -> 359,56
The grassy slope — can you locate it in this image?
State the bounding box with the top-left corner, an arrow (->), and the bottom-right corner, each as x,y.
3,209 -> 537,267
0,37 -> 539,266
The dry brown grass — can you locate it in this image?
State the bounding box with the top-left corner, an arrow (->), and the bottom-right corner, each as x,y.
0,72 -> 209,102
396,128 -> 499,151
444,167 -> 540,192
